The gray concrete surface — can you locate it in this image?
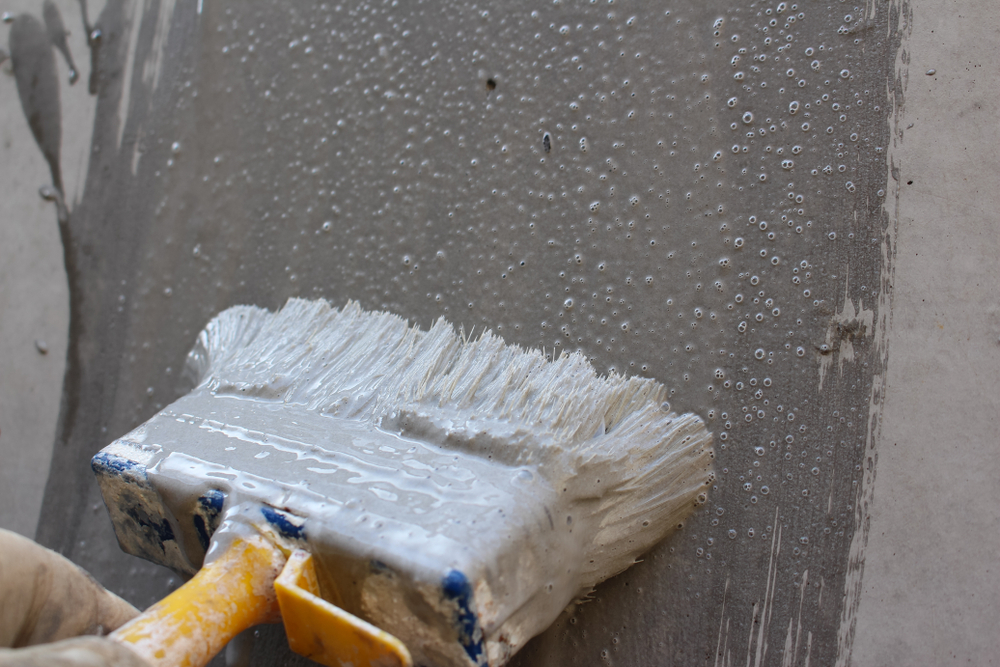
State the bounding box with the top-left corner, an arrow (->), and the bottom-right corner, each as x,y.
35,8 -> 905,666
0,0 -> 995,664
0,0 -> 96,537
850,1 -> 1000,664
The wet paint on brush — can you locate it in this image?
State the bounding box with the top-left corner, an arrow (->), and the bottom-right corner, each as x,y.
94,298 -> 714,667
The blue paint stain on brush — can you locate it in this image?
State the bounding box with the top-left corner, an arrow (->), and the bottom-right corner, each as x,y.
261,506 -> 306,540
193,489 -> 225,550
91,451 -> 186,567
442,569 -> 485,665
91,451 -> 144,477
128,504 -> 175,544
91,453 -> 175,545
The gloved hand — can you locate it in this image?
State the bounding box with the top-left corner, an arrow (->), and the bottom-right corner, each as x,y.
0,637 -> 151,667
0,528 -> 149,666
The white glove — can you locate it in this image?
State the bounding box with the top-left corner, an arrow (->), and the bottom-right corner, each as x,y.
0,637 -> 151,667
0,529 -> 147,666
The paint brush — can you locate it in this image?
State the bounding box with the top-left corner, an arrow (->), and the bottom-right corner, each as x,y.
93,298 -> 714,667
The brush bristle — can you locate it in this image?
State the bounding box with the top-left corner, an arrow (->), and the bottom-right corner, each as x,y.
185,298 -> 714,590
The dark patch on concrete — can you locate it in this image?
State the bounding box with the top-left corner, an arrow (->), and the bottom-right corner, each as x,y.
43,0 -> 78,85
9,13 -> 63,195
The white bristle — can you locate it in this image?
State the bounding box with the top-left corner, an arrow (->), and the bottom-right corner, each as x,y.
185,298 -> 714,590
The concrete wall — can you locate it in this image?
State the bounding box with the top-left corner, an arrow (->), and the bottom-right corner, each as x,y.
0,0 -> 995,664
850,2 -> 1000,663
0,0 -> 93,538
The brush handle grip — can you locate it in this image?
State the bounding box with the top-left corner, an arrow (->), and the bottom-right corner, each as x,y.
275,550 -> 412,667
109,535 -> 285,667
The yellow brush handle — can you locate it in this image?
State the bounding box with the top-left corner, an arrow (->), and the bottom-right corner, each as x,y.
275,550 -> 412,667
109,534 -> 286,667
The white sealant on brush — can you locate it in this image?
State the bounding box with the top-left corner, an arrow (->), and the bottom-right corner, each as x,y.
94,298 -> 714,667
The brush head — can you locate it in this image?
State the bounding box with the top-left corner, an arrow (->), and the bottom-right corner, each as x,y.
94,298 -> 714,667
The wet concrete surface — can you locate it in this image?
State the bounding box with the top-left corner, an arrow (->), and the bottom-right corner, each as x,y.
0,0 -> 995,664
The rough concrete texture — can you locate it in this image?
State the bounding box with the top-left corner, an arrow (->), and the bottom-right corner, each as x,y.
0,0 -> 995,665
0,117 -> 66,537
0,0 -> 98,537
850,1 -> 1000,664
